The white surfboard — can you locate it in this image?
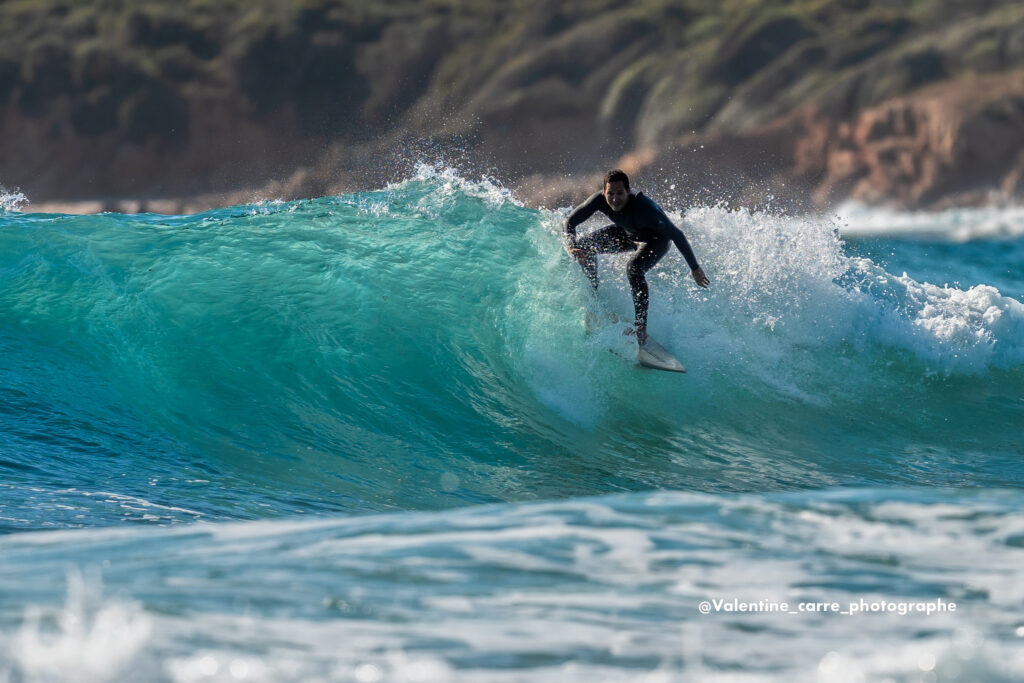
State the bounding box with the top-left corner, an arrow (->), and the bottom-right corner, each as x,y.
637,338 -> 686,373
581,311 -> 685,373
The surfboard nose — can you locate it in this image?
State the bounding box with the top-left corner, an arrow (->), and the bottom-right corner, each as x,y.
637,339 -> 687,373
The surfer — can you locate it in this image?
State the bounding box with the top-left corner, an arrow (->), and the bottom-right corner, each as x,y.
564,169 -> 709,346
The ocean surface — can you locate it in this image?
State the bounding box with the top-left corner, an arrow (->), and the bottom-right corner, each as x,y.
1,167 -> 1023,682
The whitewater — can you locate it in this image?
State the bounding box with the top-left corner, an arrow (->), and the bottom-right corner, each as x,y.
1,166 -> 1022,682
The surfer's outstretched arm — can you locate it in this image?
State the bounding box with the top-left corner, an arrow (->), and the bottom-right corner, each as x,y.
564,192 -> 604,249
640,198 -> 710,289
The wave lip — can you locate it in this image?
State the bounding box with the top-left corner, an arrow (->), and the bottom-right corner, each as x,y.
0,187 -> 27,213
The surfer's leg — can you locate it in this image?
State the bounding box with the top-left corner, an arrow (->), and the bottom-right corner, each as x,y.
574,225 -> 634,290
626,238 -> 670,344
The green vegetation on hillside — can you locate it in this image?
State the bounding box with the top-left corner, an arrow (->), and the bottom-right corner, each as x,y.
1,0 -> 1021,200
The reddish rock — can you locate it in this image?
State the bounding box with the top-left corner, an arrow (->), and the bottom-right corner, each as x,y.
808,71 -> 1024,207
612,70 -> 1024,212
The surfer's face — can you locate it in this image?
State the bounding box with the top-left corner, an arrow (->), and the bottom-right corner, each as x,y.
603,181 -> 629,212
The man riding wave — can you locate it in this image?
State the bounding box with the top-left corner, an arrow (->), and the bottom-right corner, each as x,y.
564,169 -> 710,345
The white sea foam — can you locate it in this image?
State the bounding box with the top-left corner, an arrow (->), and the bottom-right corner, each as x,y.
530,198 -> 1024,381
4,569 -> 151,683
1,490 -> 1022,682
837,256 -> 1024,371
837,201 -> 1024,241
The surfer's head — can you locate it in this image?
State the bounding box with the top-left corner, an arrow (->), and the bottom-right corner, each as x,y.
603,169 -> 630,212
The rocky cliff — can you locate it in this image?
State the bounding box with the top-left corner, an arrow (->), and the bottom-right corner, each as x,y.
2,0 -> 1023,212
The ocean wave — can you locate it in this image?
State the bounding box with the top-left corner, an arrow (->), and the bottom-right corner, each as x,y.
837,201 -> 1024,242
1,170 -> 1022,526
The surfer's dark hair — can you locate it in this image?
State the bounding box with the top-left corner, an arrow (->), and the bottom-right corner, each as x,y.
603,169 -> 630,191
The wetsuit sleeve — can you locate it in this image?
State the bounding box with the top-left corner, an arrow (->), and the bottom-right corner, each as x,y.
642,196 -> 700,270
563,192 -> 605,248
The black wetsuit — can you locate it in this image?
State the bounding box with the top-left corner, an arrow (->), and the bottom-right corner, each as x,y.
564,191 -> 700,332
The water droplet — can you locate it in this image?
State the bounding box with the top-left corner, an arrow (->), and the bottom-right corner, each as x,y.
230,659 -> 250,678
355,663 -> 383,682
199,656 -> 218,676
440,472 -> 460,492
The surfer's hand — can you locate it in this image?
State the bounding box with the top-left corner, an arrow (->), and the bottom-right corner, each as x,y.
692,267 -> 710,288
567,247 -> 586,260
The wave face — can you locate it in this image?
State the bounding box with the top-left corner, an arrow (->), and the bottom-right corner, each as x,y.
2,168 -> 1024,529
2,168 -> 1024,680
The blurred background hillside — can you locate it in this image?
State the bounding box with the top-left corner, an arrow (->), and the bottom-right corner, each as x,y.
2,0 -> 1023,212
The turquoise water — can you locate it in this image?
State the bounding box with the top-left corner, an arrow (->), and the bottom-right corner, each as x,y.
2,168 -> 1023,681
